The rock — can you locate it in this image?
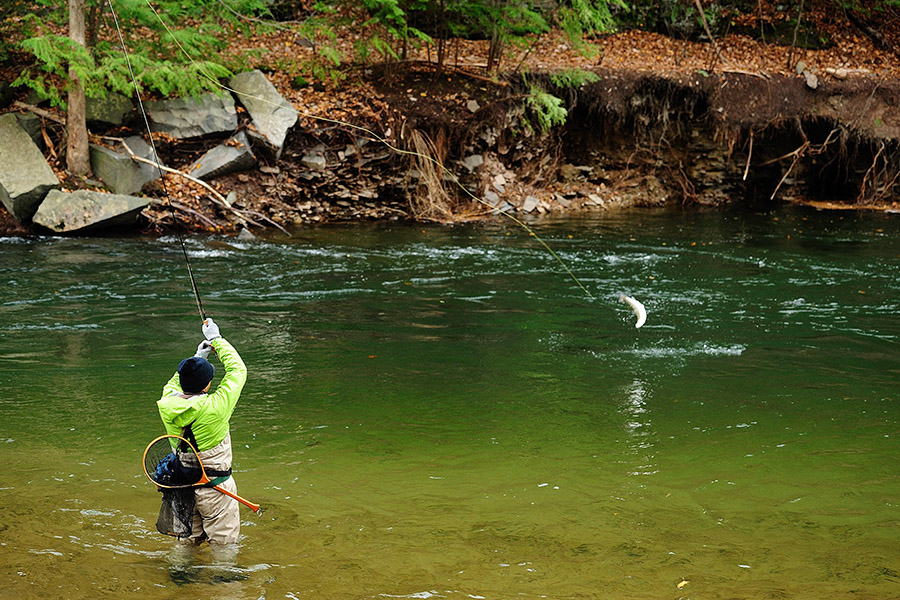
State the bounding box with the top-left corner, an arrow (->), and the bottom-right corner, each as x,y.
824,67 -> 871,80
301,152 -> 327,170
230,70 -> 298,159
467,99 -> 480,113
522,195 -> 540,213
15,112 -> 43,148
480,127 -> 498,146
803,71 -> 819,90
461,154 -> 483,172
794,60 -> 806,75
86,92 -> 133,128
23,90 -> 47,107
32,189 -> 150,233
484,190 -> 500,206
187,131 -> 257,180
90,135 -> 162,195
0,113 -> 59,222
493,173 -> 507,187
236,227 -> 256,241
492,200 -> 515,214
145,93 -> 237,139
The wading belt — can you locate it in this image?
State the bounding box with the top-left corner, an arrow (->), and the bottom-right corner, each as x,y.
180,422 -> 232,487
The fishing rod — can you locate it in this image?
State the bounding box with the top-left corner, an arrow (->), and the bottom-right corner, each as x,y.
106,0 -> 206,322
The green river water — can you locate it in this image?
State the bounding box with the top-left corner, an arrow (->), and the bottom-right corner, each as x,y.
0,206 -> 898,600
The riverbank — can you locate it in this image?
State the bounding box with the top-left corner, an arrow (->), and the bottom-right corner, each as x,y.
2,22 -> 899,236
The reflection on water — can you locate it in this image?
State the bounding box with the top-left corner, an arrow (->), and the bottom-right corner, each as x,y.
165,542 -> 248,588
621,380 -> 658,478
1,207 -> 899,599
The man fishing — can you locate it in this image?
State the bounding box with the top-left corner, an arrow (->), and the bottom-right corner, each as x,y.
157,317 -> 247,545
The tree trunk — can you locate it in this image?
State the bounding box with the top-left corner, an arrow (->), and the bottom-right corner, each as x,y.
86,0 -> 104,49
67,0 -> 91,176
787,0 -> 804,70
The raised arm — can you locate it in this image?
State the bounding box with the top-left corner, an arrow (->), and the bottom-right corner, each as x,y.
207,337 -> 247,420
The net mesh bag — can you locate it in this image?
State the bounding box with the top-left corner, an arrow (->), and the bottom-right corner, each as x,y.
145,437 -> 203,538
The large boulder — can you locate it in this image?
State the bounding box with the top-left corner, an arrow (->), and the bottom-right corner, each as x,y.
90,136 -> 162,195
229,70 -> 297,159
33,189 -> 151,233
144,93 -> 237,139
86,92 -> 134,128
187,130 -> 257,180
0,113 -> 59,222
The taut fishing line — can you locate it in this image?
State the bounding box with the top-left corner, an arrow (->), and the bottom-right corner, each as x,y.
106,0 -> 649,325
114,0 -> 599,303
107,0 -> 207,321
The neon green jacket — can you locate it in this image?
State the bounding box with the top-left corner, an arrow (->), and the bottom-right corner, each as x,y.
157,337 -> 247,452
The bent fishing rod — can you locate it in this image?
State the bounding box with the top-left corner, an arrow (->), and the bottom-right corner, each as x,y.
107,0 -> 206,322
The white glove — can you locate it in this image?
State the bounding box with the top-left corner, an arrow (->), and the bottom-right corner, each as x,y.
202,317 -> 220,341
194,340 -> 213,359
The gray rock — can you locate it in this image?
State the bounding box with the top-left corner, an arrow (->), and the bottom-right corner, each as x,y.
804,71 -> 819,90
0,113 -> 59,222
301,152 -> 327,170
491,200 -> 515,214
467,99 -> 480,113
145,93 -> 237,139
484,190 -> 500,206
794,60 -> 806,75
23,90 -> 46,106
522,195 -> 540,213
33,189 -> 150,233
86,92 -> 133,127
187,131 -> 257,180
15,112 -> 43,148
480,127 -> 498,146
90,135 -> 162,195
236,227 -> 256,241
461,154 -> 483,172
229,70 -> 298,159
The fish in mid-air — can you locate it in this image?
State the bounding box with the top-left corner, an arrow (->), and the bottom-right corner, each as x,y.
620,294 -> 647,328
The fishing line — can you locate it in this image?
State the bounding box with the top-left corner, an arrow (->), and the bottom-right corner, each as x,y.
107,0 -> 207,321
131,0 -> 598,302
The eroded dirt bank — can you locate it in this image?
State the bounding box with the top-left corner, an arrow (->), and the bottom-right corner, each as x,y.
2,65 -> 898,237
208,67 -> 900,232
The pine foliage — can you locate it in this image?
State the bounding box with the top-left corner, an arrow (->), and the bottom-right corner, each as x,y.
10,0 -> 266,106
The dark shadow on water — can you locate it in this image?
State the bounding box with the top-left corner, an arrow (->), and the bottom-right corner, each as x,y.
167,542 -> 248,586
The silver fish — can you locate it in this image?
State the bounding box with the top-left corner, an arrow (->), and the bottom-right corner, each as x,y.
620,294 -> 647,328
